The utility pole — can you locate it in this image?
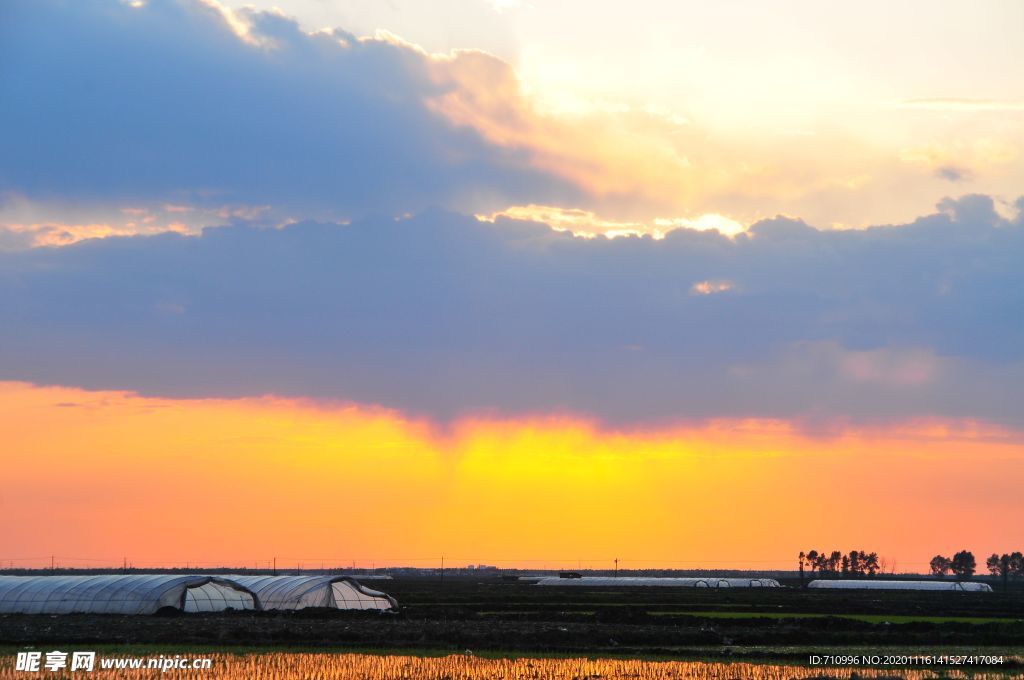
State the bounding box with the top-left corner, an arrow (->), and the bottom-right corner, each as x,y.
273,557 -> 277,575
440,556 -> 445,586
50,555 -> 55,573
614,558 -> 619,578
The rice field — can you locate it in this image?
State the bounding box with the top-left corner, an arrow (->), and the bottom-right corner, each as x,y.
2,653 -> 1022,679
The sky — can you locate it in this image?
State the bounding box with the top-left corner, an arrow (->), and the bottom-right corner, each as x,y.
1,0 -> 1022,570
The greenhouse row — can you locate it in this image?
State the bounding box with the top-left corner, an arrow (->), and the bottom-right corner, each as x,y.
533,577 -> 994,591
534,577 -> 782,588
808,579 -> 993,592
0,575 -> 398,615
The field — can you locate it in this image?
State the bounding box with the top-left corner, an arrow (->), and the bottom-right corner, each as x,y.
2,575 -> 1023,665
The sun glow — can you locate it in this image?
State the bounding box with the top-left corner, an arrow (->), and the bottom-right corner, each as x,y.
479,205 -> 747,239
2,382 -> 1021,571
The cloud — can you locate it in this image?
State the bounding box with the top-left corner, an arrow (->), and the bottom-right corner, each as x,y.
935,166 -> 973,182
0,0 -> 579,219
221,0 -> 520,60
5,0 -> 1024,234
0,221 -> 193,248
690,280 -> 735,296
477,205 -> 746,239
893,98 -> 1024,112
1,195 -> 1022,429
0,196 -> 273,250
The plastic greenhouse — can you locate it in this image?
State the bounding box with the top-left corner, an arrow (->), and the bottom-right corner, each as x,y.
808,580 -> 993,592
534,577 -> 781,588
0,575 -> 257,614
227,575 -> 398,611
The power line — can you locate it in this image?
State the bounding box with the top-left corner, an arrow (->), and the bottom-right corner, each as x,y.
0,554 -> 966,569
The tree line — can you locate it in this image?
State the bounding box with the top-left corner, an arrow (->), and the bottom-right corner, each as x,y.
928,551 -> 977,578
799,549 -> 1024,588
925,550 -> 1024,590
985,552 -> 1023,591
798,550 -> 881,584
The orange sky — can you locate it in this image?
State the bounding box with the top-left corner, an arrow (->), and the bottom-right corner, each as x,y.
1,381 -> 1021,572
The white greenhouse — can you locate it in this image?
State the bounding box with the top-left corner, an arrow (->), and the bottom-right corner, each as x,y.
0,575 -> 258,615
535,577 -> 781,588
227,575 -> 398,611
808,580 -> 993,592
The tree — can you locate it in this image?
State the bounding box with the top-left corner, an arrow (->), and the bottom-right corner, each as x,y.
1010,552 -> 1024,579
988,553 -> 1019,591
841,554 -> 849,577
798,551 -> 806,587
806,550 -> 820,575
864,552 -> 880,577
848,550 -> 862,577
950,550 -> 976,579
930,555 -> 951,578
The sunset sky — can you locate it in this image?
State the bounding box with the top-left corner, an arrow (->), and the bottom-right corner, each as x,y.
1,0 -> 1022,571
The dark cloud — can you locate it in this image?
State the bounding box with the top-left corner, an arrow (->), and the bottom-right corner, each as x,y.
0,227 -> 33,251
0,0 -> 579,217
935,166 -> 973,182
1,196 -> 1022,428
